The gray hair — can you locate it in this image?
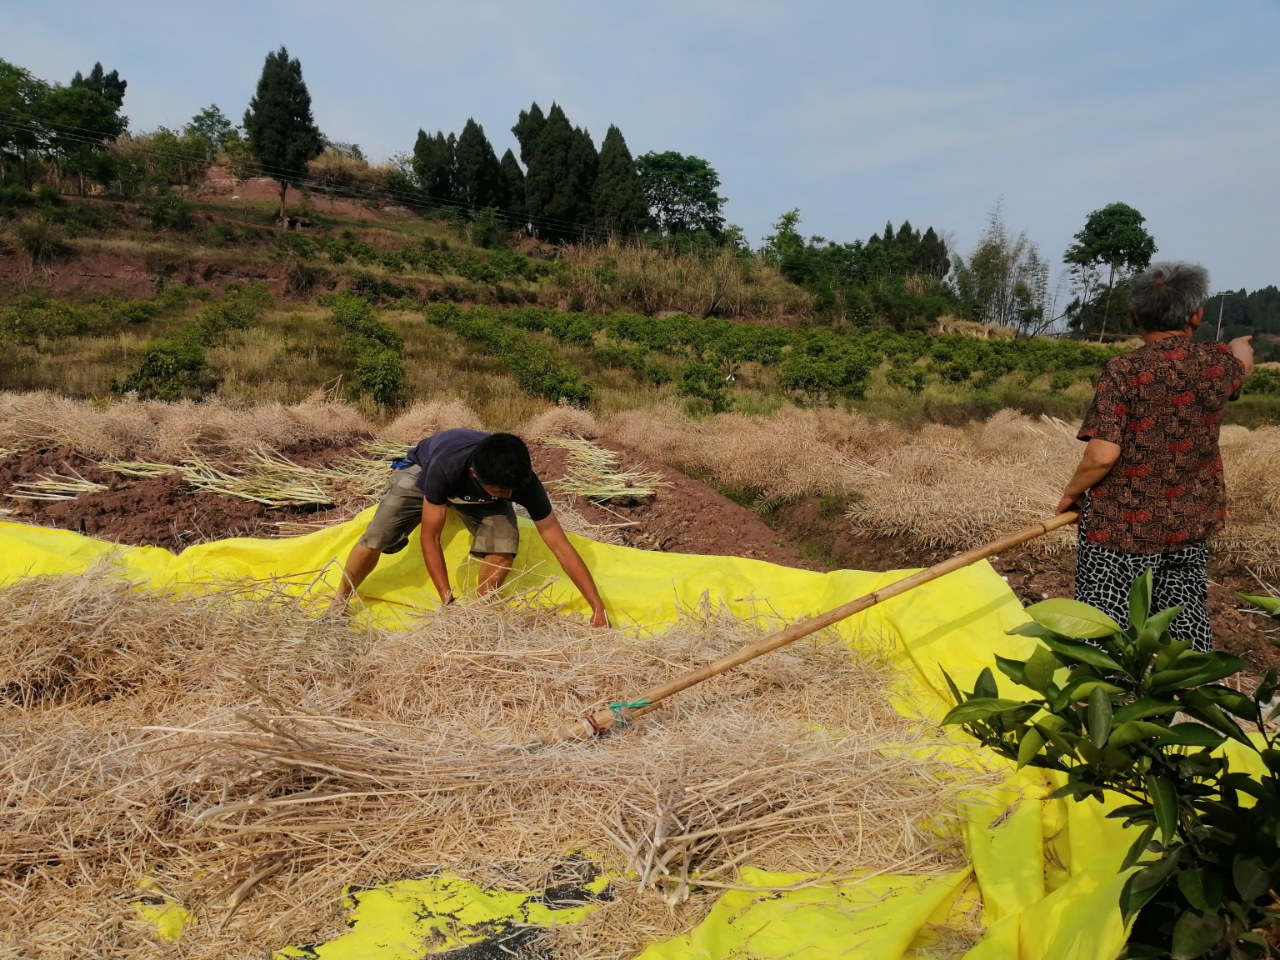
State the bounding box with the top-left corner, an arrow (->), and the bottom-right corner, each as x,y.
1128,261 -> 1210,333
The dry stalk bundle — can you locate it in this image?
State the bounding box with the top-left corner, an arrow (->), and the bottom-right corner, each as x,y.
1,572 -> 989,959
101,459 -> 182,479
182,452 -> 334,507
5,468 -> 109,501
543,436 -> 670,502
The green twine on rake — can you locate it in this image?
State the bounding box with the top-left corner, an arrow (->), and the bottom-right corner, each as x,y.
607,699 -> 652,728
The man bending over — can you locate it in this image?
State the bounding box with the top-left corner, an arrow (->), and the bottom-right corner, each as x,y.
330,429 -> 609,625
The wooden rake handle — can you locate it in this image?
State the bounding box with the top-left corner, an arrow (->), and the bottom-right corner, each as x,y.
542,511 -> 1079,743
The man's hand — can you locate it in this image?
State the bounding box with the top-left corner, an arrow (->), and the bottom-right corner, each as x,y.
589,605 -> 609,628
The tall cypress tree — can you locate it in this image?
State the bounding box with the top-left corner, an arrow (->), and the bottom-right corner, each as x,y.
521,103 -> 596,243
592,125 -> 650,237
512,102 -> 545,168
498,149 -> 526,225
453,118 -> 501,212
70,62 -> 127,108
242,47 -> 322,219
412,129 -> 456,204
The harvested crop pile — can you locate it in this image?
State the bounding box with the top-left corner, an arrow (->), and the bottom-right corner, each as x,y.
0,572 -> 991,959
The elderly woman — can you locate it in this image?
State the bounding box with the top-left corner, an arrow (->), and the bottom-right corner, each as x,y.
1056,262 -> 1254,650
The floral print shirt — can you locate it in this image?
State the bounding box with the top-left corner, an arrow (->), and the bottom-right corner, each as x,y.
1078,339 -> 1245,553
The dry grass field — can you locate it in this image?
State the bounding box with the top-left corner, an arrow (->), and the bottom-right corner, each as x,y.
1,391 -> 1278,958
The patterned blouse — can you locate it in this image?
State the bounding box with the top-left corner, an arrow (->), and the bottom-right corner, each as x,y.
1078,339 -> 1245,554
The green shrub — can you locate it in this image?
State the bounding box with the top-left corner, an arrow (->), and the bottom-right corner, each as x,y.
1246,368 -> 1280,395
944,572 -> 1280,960
351,344 -> 409,409
146,193 -> 194,231
1049,371 -> 1075,392
15,219 -> 70,265
886,365 -> 928,393
0,186 -> 36,217
679,361 -> 730,412
111,339 -> 216,400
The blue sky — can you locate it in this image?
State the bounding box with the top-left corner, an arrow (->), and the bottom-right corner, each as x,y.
3,1 -> 1277,295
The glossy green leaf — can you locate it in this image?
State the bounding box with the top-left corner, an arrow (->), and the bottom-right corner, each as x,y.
1120,824 -> 1157,870
1120,848 -> 1182,919
1064,678 -> 1125,703
1027,598 -> 1124,639
1040,636 -> 1123,672
1170,909 -> 1223,959
1113,697 -> 1180,724
1176,868 -> 1222,914
1187,684 -> 1255,720
1107,720 -> 1173,748
941,697 -> 1031,726
1007,620 -> 1058,640
1022,646 -> 1060,694
1146,774 -> 1178,844
973,667 -> 998,700
1238,592 -> 1280,617
994,655 -> 1027,686
1088,686 -> 1113,748
1162,723 -> 1227,749
1129,570 -> 1152,631
1232,855 -> 1269,901
1149,655 -> 1249,694
1139,605 -> 1184,648
1016,726 -> 1046,768
940,668 -> 964,707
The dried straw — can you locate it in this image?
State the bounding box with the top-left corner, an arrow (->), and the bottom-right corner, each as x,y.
6,469 -> 109,501
0,391 -> 370,461
0,571 -> 992,959
543,437 -> 670,502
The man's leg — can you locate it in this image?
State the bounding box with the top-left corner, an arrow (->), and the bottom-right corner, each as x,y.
328,544 -> 383,615
328,465 -> 423,615
455,502 -> 520,599
476,553 -> 515,595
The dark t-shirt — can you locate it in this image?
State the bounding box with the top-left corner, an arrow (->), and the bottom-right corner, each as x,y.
405,429 -> 553,522
1078,339 -> 1245,553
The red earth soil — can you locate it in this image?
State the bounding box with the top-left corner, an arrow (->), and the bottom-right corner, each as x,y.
1,438 -> 1275,680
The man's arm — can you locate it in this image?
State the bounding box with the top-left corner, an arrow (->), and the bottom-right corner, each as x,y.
1056,438 -> 1122,517
534,512 -> 609,627
419,500 -> 453,606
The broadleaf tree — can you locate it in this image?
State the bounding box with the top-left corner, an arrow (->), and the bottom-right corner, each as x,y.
242,46 -> 323,219
635,151 -> 726,238
1063,202 -> 1157,340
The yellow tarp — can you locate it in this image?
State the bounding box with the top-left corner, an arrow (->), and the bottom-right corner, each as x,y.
0,515 -> 1136,959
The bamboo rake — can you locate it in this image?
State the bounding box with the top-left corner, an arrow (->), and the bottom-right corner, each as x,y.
543,511 -> 1079,743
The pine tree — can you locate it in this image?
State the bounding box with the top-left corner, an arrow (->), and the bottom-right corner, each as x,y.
242,47 -> 322,219
453,118 -> 501,212
593,125 -> 649,237
498,149 -> 526,224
